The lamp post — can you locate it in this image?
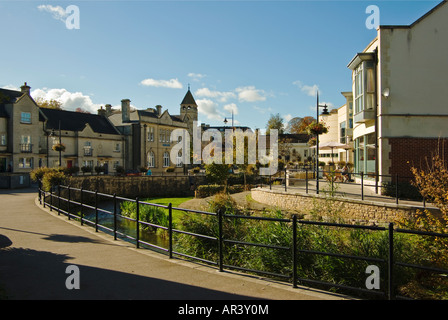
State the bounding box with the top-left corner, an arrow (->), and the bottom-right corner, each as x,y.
316,91 -> 329,194
51,120 -> 62,167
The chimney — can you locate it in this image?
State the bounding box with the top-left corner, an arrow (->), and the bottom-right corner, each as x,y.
98,106 -> 106,116
105,104 -> 112,117
156,105 -> 162,116
121,99 -> 131,122
21,82 -> 30,95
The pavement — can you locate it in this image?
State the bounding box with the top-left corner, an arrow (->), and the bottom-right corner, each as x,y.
0,186 -> 351,301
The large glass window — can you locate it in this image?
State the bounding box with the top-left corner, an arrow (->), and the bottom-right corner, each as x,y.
354,61 -> 375,114
354,133 -> 376,175
340,121 -> 346,144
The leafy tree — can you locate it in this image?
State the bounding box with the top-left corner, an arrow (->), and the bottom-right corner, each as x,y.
287,116 -> 316,134
35,97 -> 63,110
205,162 -> 232,190
266,113 -> 284,135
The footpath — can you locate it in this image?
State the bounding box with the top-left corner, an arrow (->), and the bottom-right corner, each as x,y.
0,187 -> 350,301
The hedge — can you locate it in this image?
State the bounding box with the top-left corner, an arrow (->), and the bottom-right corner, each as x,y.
195,184 -> 246,198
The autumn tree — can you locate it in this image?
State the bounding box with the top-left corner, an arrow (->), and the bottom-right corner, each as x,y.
35,97 -> 63,110
287,116 -> 316,134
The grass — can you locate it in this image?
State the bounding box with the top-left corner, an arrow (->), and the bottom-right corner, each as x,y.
142,197 -> 193,224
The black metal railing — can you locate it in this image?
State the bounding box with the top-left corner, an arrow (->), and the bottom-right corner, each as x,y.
37,185 -> 448,300
265,168 -> 428,207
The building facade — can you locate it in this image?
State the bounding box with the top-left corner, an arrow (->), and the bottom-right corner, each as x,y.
108,89 -> 199,174
346,0 -> 448,182
0,83 -> 123,175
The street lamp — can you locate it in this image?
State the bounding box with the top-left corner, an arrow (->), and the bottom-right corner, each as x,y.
316,91 -> 329,194
51,120 -> 62,167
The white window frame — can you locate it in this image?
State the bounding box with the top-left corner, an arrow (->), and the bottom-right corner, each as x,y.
20,112 -> 31,124
163,151 -> 170,167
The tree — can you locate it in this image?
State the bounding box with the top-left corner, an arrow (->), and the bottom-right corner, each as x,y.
205,162 -> 232,190
266,113 -> 284,135
287,116 -> 316,134
35,97 -> 63,110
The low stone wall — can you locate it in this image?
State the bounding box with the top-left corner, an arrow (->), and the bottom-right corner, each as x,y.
251,188 -> 434,225
67,175 -> 207,198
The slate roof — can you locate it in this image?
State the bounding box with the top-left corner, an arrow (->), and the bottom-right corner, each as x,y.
181,90 -> 197,105
40,108 -> 120,135
0,88 -> 25,118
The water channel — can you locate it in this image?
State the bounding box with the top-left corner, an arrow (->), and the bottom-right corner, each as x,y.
81,200 -> 170,251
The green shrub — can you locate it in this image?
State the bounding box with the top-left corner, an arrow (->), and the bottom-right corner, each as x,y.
195,184 -> 245,198
120,201 -> 171,237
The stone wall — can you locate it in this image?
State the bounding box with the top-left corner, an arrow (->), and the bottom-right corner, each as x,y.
66,175 -> 207,198
251,188 -> 435,225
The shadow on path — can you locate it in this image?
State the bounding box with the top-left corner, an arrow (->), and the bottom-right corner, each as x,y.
0,245 -> 257,300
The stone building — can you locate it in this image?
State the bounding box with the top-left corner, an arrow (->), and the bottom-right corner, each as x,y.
107,89 -> 198,174
0,82 -> 123,175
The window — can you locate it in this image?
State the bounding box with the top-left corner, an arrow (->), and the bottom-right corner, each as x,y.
176,151 -> 183,167
19,157 -> 33,168
20,112 -> 31,124
113,161 -> 120,169
163,151 -> 170,167
354,64 -> 364,114
340,121 -> 346,144
114,143 -> 120,152
354,61 -> 375,114
20,135 -> 32,153
147,151 -> 155,168
84,141 -> 92,156
0,134 -> 6,146
83,160 -> 94,168
148,127 -> 154,142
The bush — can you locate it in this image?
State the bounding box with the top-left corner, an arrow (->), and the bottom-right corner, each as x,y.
30,167 -> 52,182
195,184 -> 245,198
81,166 -> 92,174
382,181 -> 422,201
115,166 -> 125,175
165,166 -> 176,172
41,169 -> 67,191
120,201 -> 171,237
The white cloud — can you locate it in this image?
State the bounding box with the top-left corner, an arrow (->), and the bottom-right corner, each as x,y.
252,105 -> 272,114
196,99 -> 224,122
235,86 -> 267,102
2,84 -> 20,91
188,73 -> 206,81
37,5 -> 68,22
293,80 -> 320,97
31,88 -> 101,114
283,114 -> 293,123
140,78 -> 183,89
195,87 -> 236,102
223,103 -> 238,115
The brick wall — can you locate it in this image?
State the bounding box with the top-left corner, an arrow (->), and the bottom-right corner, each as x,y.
388,138 -> 448,181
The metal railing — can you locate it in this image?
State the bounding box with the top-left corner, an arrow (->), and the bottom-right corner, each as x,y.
265,168 -> 428,207
37,185 -> 448,300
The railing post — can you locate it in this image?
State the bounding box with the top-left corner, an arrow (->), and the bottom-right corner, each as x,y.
136,197 -> 140,249
57,185 -> 61,216
38,181 -> 42,204
95,190 -> 98,232
67,186 -> 71,220
168,203 -> 173,259
269,175 -> 272,190
285,168 -> 287,192
80,187 -> 83,226
395,174 -> 399,205
292,214 -> 298,288
218,209 -> 224,272
43,187 -> 46,209
305,168 -> 308,194
388,222 -> 394,300
113,193 -> 117,240
361,172 -> 364,201
49,187 -> 53,211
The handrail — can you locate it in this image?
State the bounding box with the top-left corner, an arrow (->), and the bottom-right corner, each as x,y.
38,185 -> 448,300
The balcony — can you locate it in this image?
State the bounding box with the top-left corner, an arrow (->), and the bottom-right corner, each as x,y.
354,109 -> 375,124
84,147 -> 93,156
19,144 -> 33,153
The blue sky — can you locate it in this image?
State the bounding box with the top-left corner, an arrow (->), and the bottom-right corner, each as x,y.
0,0 -> 441,131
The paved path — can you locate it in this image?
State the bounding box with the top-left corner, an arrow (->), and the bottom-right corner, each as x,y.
0,187 -> 350,301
